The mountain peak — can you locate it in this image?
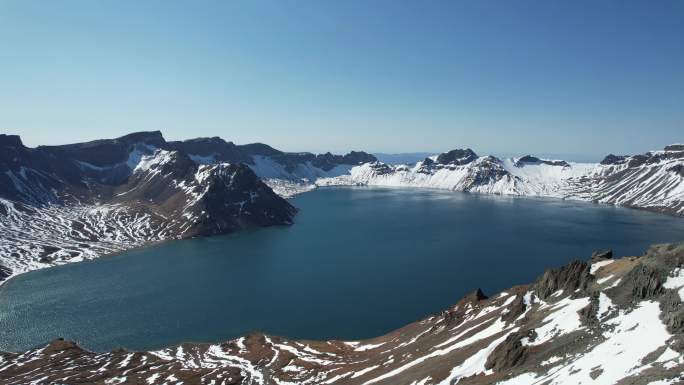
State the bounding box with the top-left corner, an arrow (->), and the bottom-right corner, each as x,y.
0,134 -> 25,149
114,131 -> 166,146
436,148 -> 478,165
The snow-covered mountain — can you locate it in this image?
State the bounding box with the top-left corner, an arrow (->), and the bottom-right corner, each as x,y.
2,131 -> 683,284
3,244 -> 684,384
314,146 -> 684,216
0,132 -> 298,283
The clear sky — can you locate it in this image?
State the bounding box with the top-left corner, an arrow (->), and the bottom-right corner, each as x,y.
1,1 -> 682,160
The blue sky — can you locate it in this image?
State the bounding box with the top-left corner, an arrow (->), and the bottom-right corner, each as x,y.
1,1 -> 682,160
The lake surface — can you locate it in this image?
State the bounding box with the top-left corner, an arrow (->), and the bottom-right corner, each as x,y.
2,187 -> 684,352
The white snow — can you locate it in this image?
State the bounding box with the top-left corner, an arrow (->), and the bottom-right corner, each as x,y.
663,268 -> 684,301
525,296 -> 591,346
501,301 -> 674,385
590,259 -> 615,275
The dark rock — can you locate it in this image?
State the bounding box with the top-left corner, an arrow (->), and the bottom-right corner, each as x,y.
665,144 -> 684,152
465,288 -> 488,302
416,157 -> 435,174
172,137 -> 377,172
579,293 -> 601,327
194,163 -> 297,235
436,149 -> 478,165
668,164 -> 684,177
0,134 -> 24,148
41,131 -> 166,167
589,366 -> 604,380
516,155 -> 541,164
515,155 -> 570,167
238,142 -> 283,157
464,156 -> 510,187
484,331 -> 528,371
0,264 -> 11,281
440,289 -> 488,327
534,260 -> 594,300
590,250 -> 613,262
367,162 -> 394,175
661,291 -> 684,334
600,154 -> 628,165
623,264 -> 665,301
311,151 -> 376,171
627,154 -> 648,167
501,294 -> 527,323
168,137 -> 247,164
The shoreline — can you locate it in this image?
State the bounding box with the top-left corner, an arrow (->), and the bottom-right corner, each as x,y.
1,183 -> 682,288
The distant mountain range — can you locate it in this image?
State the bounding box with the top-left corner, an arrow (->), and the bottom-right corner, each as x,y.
1,131 -> 683,284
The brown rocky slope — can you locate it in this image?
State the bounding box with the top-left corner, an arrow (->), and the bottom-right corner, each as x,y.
2,244 -> 684,384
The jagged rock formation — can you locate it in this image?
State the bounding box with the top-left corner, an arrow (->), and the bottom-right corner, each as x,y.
3,244 -> 684,384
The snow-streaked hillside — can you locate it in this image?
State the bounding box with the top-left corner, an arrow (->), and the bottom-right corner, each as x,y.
311,147 -> 684,216
3,244 -> 684,385
0,133 -> 296,284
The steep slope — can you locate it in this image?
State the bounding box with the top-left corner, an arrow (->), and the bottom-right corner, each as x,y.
3,244 -> 684,384
567,147 -> 684,215
0,133 -> 296,283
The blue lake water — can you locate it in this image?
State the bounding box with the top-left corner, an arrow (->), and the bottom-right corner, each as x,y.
1,187 -> 684,352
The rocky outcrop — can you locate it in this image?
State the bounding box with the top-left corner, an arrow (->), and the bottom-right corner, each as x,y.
484,331 -> 529,371
0,264 -> 11,281
534,260 -> 594,299
623,264 -> 666,301
514,155 -> 570,168
590,249 -> 613,262
665,144 -> 684,152
600,154 -> 628,165
436,148 -> 478,165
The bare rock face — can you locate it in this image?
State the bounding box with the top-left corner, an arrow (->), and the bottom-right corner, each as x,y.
623,264 -> 665,301
534,260 -> 594,300
436,148 -> 478,165
590,249 -> 613,262
0,264 -> 11,281
514,155 -> 570,168
484,331 -> 529,371
665,144 -> 684,152
501,293 -> 527,323
600,154 -> 628,165
311,151 -> 377,171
